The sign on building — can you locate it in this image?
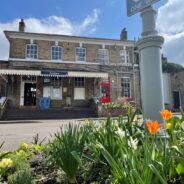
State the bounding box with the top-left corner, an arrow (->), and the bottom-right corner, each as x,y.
127,0 -> 160,17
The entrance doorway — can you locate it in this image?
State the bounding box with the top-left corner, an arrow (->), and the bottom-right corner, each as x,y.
24,83 -> 36,106
173,91 -> 180,110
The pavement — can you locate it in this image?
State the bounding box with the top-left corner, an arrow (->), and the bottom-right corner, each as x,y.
0,119 -> 82,151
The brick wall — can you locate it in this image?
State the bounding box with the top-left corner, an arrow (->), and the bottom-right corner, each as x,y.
6,34 -> 140,108
9,38 -> 134,65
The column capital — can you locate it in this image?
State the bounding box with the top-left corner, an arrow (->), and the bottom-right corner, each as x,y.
136,35 -> 164,51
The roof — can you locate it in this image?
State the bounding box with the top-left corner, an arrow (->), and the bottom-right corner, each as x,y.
4,31 -> 135,46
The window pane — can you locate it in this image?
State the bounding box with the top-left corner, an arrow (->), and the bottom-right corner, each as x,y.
121,78 -> 130,97
26,44 -> 38,59
98,49 -> 109,64
76,48 -> 86,61
74,77 -> 85,87
120,50 -> 129,64
51,46 -> 62,60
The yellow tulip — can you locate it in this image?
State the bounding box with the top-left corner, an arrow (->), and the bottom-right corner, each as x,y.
166,123 -> 171,129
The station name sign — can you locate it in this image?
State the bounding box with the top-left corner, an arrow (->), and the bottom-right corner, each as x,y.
41,70 -> 68,76
127,0 -> 160,17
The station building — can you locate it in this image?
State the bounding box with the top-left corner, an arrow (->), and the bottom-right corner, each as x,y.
0,19 -> 141,110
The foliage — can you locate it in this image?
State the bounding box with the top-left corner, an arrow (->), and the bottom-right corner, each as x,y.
102,101 -> 132,109
0,107 -> 184,183
162,57 -> 183,74
91,109 -> 184,184
48,123 -> 88,183
8,166 -> 34,184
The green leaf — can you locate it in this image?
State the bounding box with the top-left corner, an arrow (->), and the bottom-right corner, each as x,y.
149,164 -> 167,184
130,169 -> 144,184
0,152 -> 11,160
71,151 -> 82,167
176,163 -> 184,175
0,141 -> 5,149
170,145 -> 183,156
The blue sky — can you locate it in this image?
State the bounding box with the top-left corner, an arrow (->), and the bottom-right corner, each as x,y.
1,0 -> 184,66
0,0 -> 167,40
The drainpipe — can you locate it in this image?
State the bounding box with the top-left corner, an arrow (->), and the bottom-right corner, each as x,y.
132,50 -> 137,106
116,70 -> 118,99
112,70 -> 119,100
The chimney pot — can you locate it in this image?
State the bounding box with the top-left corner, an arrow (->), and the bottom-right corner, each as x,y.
19,19 -> 25,32
120,28 -> 127,40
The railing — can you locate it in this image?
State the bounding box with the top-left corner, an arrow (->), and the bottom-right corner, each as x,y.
0,97 -> 9,119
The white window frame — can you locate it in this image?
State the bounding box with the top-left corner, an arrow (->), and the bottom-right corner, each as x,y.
74,77 -> 85,88
98,49 -> 109,64
43,86 -> 62,99
51,46 -> 62,61
75,47 -> 86,62
51,87 -> 62,100
74,77 -> 85,100
26,44 -> 38,59
120,50 -> 129,64
121,77 -> 131,98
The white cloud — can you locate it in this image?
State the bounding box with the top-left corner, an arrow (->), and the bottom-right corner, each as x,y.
0,9 -> 100,60
157,0 -> 184,66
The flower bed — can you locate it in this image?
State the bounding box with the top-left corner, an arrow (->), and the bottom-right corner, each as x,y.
101,107 -> 128,117
0,109 -> 184,184
101,101 -> 133,117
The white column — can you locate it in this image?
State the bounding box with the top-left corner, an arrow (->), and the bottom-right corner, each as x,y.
137,6 -> 164,124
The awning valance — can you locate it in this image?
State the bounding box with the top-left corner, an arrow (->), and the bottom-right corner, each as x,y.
0,69 -> 40,76
0,69 -> 108,78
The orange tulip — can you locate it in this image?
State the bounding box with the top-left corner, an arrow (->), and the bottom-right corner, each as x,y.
146,120 -> 162,135
160,110 -> 172,121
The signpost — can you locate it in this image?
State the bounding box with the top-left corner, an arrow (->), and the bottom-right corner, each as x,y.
127,0 -> 160,16
126,0 -> 165,124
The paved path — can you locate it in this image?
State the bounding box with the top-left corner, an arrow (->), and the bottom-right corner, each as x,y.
0,119 -> 81,151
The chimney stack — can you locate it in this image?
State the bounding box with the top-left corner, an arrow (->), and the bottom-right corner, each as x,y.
19,19 -> 25,32
120,28 -> 127,40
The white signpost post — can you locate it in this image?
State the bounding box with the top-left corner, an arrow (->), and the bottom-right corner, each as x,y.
127,0 -> 164,124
